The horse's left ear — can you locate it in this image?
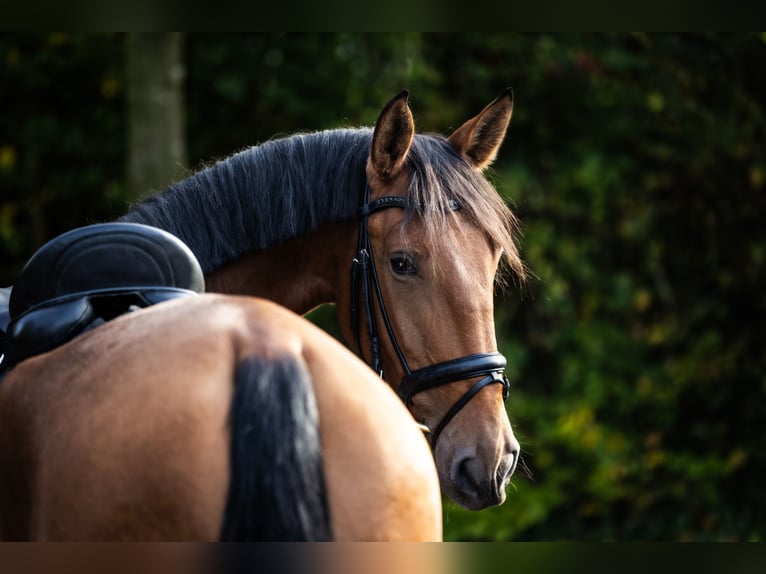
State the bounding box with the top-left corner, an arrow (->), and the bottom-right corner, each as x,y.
448,88 -> 514,170
370,90 -> 415,180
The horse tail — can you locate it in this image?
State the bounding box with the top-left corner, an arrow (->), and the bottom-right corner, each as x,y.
219,353 -> 332,541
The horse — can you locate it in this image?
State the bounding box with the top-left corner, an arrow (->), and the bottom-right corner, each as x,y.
0,287 -> 442,540
119,88 -> 526,510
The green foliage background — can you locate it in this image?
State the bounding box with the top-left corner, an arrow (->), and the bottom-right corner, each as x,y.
1,33 -> 764,540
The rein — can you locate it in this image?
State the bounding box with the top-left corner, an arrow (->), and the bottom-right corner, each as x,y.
350,183 -> 511,447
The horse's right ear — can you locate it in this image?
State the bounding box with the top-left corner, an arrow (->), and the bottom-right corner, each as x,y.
370,90 -> 415,180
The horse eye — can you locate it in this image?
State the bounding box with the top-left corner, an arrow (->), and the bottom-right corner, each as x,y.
390,255 -> 417,276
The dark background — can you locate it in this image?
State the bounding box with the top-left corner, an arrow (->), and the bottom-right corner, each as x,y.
1,33 -> 764,540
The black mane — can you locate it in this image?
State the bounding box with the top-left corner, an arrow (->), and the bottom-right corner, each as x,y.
121,129 -> 372,272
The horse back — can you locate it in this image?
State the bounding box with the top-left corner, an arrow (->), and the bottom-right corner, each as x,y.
0,294 -> 441,541
0,296 -> 238,540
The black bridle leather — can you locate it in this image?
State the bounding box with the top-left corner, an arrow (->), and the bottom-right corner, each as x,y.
350,183 -> 511,447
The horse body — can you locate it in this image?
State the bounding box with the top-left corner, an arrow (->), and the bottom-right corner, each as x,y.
0,90 -> 526,540
122,90 -> 525,510
0,295 -> 441,541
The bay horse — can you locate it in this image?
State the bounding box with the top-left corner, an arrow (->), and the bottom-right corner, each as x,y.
0,288 -> 442,541
120,89 -> 526,510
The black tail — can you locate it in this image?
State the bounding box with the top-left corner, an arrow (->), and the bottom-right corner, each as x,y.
219,354 -> 332,541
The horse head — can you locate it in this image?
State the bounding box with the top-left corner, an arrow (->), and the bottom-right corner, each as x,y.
339,90 -> 525,510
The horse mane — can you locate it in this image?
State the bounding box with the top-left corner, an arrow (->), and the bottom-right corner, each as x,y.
121,128 -> 524,285
121,129 -> 371,272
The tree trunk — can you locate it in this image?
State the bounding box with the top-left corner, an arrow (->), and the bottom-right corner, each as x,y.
126,33 -> 186,199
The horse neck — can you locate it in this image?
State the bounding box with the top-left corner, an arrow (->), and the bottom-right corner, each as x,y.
205,221 -> 357,314
122,129 -> 371,311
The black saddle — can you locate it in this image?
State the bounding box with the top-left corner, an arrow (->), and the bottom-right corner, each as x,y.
0,222 -> 204,375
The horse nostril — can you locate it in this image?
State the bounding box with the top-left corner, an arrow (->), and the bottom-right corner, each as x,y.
452,456 -> 480,498
510,448 -> 519,473
506,439 -> 520,475
501,456 -> 516,489
504,448 -> 519,481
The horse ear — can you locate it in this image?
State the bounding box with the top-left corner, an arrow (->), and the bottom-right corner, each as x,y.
370,90 -> 415,179
448,88 -> 514,170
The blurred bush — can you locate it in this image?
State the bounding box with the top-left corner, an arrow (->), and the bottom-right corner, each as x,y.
438,33 -> 766,541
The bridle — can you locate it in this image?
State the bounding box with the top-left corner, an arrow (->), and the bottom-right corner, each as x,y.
350,182 -> 511,447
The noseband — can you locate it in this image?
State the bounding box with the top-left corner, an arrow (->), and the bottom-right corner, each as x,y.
350,183 -> 511,447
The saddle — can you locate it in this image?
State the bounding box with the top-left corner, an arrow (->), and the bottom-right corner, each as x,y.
0,222 -> 204,375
